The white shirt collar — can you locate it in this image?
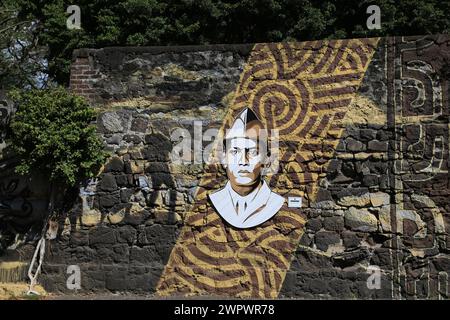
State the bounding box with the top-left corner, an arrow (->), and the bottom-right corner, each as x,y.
208,179 -> 285,229
226,181 -> 263,210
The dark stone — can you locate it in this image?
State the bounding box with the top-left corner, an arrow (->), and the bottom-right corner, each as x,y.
105,273 -> 129,291
92,246 -> 114,263
98,191 -> 120,208
332,248 -> 370,268
354,162 -> 369,175
40,269 -> 67,292
403,219 -> 419,237
124,134 -> 142,144
360,129 -> 377,141
302,208 -> 320,219
144,224 -> 179,263
329,278 -> 351,296
354,280 -> 372,298
346,137 -> 365,152
144,224 -> 179,245
136,226 -> 149,245
376,130 -> 392,141
106,134 -> 121,145
370,248 -> 392,269
368,233 -> 391,247
315,189 -> 333,202
327,159 -> 340,173
368,140 -> 388,152
99,173 -> 118,192
117,225 -> 137,244
320,209 -> 334,217
306,218 -> 322,232
124,161 -> 133,174
379,174 -> 390,189
323,216 -> 344,231
82,272 -> 106,291
342,162 -> 358,178
112,244 -> 130,263
120,188 -> 134,202
131,117 -> 149,133
69,231 -> 89,246
307,279 -> 328,294
130,245 -> 160,264
432,257 -> 450,272
133,272 -> 160,292
335,140 -> 346,152
362,174 -> 379,187
129,149 -> 144,160
368,161 -> 388,175
145,162 -> 171,173
104,156 -> 124,172
279,271 -> 297,296
290,248 -> 334,271
115,174 -> 131,187
337,187 -> 369,199
329,172 -> 354,184
299,233 -> 313,247
123,209 -> 151,226
342,231 -> 361,249
315,231 -> 340,251
143,133 -> 173,161
89,228 -> 117,245
147,173 -> 176,189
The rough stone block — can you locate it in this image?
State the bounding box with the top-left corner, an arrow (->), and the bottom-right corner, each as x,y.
344,207 -> 378,232
315,231 -> 341,251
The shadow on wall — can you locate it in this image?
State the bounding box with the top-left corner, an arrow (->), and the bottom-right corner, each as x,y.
67,130 -> 181,226
0,96 -> 49,254
0,159 -> 50,254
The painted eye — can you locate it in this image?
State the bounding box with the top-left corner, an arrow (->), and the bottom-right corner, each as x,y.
248,149 -> 258,157
229,149 -> 239,156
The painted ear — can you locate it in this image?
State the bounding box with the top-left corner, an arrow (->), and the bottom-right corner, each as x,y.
263,149 -> 279,176
261,156 -> 271,175
220,151 -> 227,168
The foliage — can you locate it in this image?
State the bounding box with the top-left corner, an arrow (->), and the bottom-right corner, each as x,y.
8,87 -> 106,187
12,0 -> 450,85
0,0 -> 48,89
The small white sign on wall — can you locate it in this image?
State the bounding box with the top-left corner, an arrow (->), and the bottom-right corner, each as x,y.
288,196 -> 302,208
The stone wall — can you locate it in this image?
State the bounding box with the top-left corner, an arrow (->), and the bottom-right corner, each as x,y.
2,36 -> 450,299
40,45 -> 251,293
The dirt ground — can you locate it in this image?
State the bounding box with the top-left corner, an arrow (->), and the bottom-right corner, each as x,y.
0,282 -> 46,300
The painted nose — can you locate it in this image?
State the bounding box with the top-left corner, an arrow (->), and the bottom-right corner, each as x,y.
238,150 -> 250,165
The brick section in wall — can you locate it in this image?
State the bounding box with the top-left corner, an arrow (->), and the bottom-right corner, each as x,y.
69,51 -> 100,104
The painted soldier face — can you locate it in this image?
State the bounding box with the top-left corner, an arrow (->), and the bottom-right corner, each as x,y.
225,137 -> 264,187
209,107 -> 285,229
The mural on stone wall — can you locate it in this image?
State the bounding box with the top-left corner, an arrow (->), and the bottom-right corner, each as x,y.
156,38 -> 380,298
386,36 -> 449,298
1,36 -> 448,299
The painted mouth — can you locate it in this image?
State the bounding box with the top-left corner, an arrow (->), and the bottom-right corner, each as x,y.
238,170 -> 251,174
